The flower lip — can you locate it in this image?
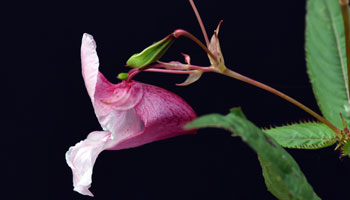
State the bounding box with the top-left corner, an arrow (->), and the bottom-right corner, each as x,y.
65,131 -> 111,197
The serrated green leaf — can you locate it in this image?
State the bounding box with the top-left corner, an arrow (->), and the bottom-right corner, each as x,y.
306,0 -> 350,128
342,141 -> 350,157
126,34 -> 175,68
264,122 -> 336,149
185,108 -> 321,200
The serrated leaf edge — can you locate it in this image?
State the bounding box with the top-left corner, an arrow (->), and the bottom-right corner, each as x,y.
262,120 -> 337,149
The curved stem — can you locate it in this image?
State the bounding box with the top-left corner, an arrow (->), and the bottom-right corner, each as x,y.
222,68 -> 342,136
173,29 -> 219,64
126,65 -> 153,83
126,68 -> 139,83
189,0 -> 210,46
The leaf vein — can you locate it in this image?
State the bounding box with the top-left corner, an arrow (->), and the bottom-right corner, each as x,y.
327,0 -> 350,104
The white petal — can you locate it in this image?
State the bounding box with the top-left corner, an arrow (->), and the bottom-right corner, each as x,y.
98,108 -> 144,141
65,131 -> 111,197
81,33 -> 100,103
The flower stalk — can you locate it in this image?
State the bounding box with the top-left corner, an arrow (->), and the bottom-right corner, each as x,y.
189,0 -> 210,46
221,68 -> 342,136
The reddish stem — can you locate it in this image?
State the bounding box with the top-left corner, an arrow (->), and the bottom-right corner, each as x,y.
222,68 -> 342,136
126,68 -> 139,83
186,65 -> 216,72
144,68 -> 197,74
173,29 -> 219,64
189,0 -> 210,46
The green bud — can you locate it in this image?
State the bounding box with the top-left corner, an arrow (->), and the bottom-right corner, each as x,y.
117,72 -> 129,80
126,34 -> 175,68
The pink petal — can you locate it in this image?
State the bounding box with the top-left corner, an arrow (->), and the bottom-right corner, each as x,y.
93,81 -> 144,140
68,33 -> 197,196
81,34 -> 144,137
81,33 -> 143,112
109,82 -> 197,150
80,33 -> 197,150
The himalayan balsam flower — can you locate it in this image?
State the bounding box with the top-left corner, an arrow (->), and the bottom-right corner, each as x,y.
65,33 -> 197,196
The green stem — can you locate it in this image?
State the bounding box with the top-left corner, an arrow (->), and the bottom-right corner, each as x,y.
340,0 -> 350,97
221,68 -> 342,136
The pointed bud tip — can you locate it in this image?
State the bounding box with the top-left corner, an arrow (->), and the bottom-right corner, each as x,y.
126,34 -> 175,68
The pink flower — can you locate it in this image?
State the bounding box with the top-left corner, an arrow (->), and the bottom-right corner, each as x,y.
65,33 -> 197,197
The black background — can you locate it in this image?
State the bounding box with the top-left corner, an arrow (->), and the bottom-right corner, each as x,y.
9,0 -> 350,199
